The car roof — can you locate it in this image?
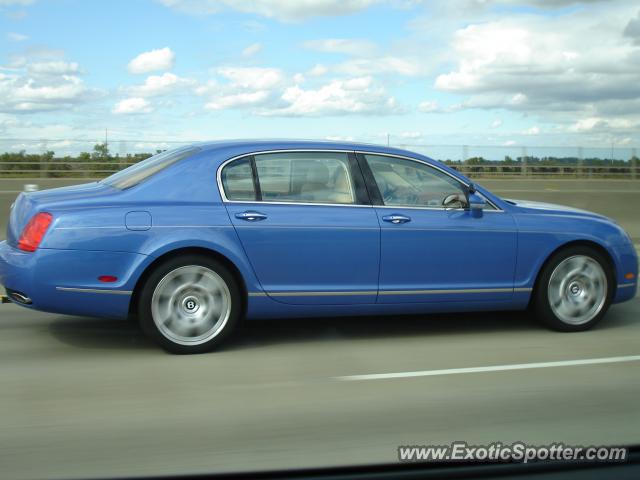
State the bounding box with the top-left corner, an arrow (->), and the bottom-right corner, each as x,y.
193,139 -> 431,160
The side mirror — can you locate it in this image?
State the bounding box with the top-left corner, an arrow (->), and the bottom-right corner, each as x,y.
468,192 -> 486,217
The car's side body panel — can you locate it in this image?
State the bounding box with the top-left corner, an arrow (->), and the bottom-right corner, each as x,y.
0,140 -> 636,323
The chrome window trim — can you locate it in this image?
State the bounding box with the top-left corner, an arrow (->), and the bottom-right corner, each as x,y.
220,199 -> 373,208
218,149 -> 362,207
217,148 -> 503,212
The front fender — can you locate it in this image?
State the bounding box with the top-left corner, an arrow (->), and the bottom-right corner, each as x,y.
514,214 -> 638,302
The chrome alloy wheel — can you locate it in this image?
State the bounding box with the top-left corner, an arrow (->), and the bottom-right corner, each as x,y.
547,255 -> 607,326
151,265 -> 231,345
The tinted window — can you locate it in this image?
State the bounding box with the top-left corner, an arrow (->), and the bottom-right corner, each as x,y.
254,152 -> 355,204
366,154 -> 466,208
102,146 -> 200,190
221,157 -> 256,201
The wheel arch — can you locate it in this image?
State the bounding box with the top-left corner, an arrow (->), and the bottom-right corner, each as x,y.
128,246 -> 249,318
529,239 -> 617,305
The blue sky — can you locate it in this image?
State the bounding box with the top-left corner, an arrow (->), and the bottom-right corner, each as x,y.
1,0 -> 639,154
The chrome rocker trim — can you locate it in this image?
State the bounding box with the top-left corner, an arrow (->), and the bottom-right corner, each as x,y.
56,287 -> 133,295
249,287 -> 533,297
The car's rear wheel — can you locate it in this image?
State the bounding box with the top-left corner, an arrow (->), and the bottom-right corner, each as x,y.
533,246 -> 613,331
138,255 -> 241,354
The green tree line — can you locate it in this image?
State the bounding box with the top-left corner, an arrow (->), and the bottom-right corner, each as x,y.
0,143 -> 155,178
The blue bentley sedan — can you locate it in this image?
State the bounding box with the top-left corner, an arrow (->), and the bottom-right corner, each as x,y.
0,140 -> 637,353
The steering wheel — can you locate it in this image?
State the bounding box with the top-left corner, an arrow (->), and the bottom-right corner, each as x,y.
442,193 -> 466,209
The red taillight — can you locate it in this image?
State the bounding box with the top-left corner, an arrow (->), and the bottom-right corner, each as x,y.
18,212 -> 53,252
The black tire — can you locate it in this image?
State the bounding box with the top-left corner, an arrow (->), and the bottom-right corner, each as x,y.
533,246 -> 614,332
138,254 -> 242,354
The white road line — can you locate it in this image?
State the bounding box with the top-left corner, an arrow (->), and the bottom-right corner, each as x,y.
335,355 -> 640,382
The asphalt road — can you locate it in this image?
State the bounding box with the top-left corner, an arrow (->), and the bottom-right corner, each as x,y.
0,177 -> 639,479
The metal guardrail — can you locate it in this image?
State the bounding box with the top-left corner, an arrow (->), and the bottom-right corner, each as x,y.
0,161 -> 137,178
1,140 -> 638,179
451,165 -> 640,179
1,162 -> 638,179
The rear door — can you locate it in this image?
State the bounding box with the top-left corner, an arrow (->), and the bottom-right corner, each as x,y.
220,150 -> 380,305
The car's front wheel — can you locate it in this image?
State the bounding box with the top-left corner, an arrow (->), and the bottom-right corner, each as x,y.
138,255 -> 241,354
533,246 -> 613,331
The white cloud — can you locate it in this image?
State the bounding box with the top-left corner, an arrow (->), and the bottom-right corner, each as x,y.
206,90 -> 270,110
194,80 -> 217,96
157,0 -> 378,22
624,10 -> 640,45
0,58 -> 99,114
7,32 -> 28,41
418,100 -> 439,112
242,42 -> 262,57
524,126 -> 540,135
399,131 -> 422,139
125,72 -> 195,97
12,76 -> 85,102
198,67 -> 284,111
217,66 -> 284,90
568,117 -> 636,133
303,38 -> 376,56
262,76 -> 402,116
112,97 -> 153,114
127,47 -> 175,74
332,56 -> 423,76
434,7 -> 640,121
325,135 -> 354,141
27,61 -> 79,75
490,118 -> 502,128
308,64 -> 329,76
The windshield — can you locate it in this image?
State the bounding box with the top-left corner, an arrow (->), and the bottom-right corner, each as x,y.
101,146 -> 200,190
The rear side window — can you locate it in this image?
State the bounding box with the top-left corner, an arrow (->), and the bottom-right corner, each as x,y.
221,157 -> 256,201
220,151 -> 357,205
255,152 -> 355,204
102,146 -> 200,190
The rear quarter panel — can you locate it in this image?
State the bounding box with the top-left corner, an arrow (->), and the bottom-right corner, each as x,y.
39,149 -> 263,295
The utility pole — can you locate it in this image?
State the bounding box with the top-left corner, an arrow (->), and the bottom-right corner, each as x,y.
105,128 -> 108,151
610,140 -> 614,164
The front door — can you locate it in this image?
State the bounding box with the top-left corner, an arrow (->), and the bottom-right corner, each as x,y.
359,153 -> 518,304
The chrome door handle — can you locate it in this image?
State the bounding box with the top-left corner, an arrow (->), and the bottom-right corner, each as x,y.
235,211 -> 267,221
382,214 -> 411,224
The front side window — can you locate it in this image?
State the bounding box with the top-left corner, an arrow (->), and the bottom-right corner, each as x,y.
365,154 -> 467,208
253,152 -> 356,204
